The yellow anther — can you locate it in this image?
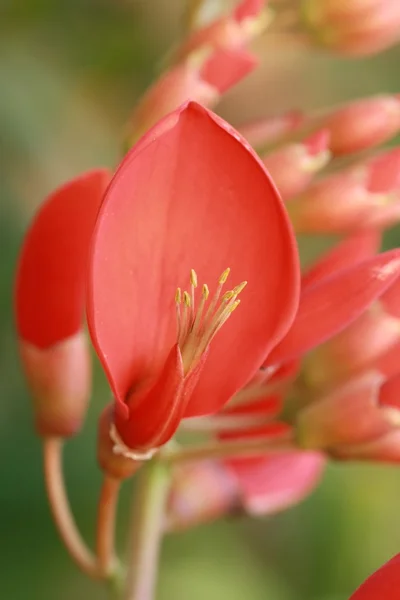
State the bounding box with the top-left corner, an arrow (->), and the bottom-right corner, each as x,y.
222,290 -> 234,301
175,287 -> 182,304
183,291 -> 191,307
190,269 -> 198,288
202,284 -> 210,299
229,300 -> 241,313
219,267 -> 230,284
233,281 -> 247,295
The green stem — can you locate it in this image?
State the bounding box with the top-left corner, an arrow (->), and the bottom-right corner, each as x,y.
124,460 -> 170,600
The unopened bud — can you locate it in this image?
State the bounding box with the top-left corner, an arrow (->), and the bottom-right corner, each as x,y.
302,0 -> 400,57
316,95 -> 400,156
296,372 -> 400,450
263,130 -> 331,200
19,331 -> 90,437
304,302 -> 400,390
289,148 -> 400,233
238,111 -> 304,151
166,461 -> 239,531
126,56 -> 219,147
97,405 -> 140,480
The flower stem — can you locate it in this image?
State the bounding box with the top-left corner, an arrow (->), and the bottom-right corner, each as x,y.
42,437 -> 100,579
163,432 -> 296,463
96,476 -> 121,577
124,459 -> 170,600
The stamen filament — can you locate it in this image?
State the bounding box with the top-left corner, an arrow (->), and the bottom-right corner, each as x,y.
174,268 -> 247,374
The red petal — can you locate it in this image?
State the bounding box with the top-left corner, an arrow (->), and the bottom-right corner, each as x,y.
88,102 -> 300,414
15,169 -> 110,348
227,451 -> 325,515
114,344 -> 185,450
201,47 -> 258,93
349,555 -> 400,600
268,250 -> 400,365
302,231 -> 381,290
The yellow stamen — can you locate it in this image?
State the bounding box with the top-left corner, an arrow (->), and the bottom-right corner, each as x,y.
190,269 -> 198,288
219,267 -> 230,284
233,281 -> 247,295
174,268 -> 247,374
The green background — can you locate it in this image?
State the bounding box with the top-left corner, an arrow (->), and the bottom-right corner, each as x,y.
1,1 -> 400,598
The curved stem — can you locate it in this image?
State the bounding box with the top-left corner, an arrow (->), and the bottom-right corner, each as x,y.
124,460 -> 170,600
96,476 -> 121,577
163,432 -> 296,463
42,437 -> 100,579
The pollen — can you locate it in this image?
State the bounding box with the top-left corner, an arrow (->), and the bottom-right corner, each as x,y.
175,268 -> 247,374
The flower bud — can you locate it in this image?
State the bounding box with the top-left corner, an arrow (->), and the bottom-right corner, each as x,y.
289,148 -> 400,233
166,461 -> 239,531
19,331 -> 90,437
125,54 -> 219,146
315,95 -> 400,156
238,110 -> 304,150
302,0 -> 400,57
263,130 -> 331,200
97,405 -> 140,480
178,0 -> 269,61
296,372 -> 400,450
304,301 -> 400,390
14,170 -> 110,438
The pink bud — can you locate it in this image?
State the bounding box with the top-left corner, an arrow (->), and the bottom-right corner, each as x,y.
302,0 -> 400,56
289,148 -> 400,233
126,57 -> 219,145
226,452 -> 325,515
333,374 -> 400,462
262,130 -> 331,200
19,332 -> 90,437
317,95 -> 400,156
334,429 -> 400,462
297,372 -> 400,450
304,302 -> 400,390
178,0 -> 268,61
166,461 -> 239,531
238,110 -> 304,149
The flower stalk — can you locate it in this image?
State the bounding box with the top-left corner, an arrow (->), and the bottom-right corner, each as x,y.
42,438 -> 100,579
96,476 -> 121,578
124,459 -> 171,600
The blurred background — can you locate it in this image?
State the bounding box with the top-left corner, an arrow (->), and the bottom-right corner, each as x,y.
2,1 -> 400,598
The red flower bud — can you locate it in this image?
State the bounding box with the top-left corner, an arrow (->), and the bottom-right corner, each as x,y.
317,95 -> 400,156
15,170 -> 110,437
296,372 -> 400,450
262,130 -> 331,200
302,0 -> 400,57
166,461 -> 239,531
289,148 -> 400,233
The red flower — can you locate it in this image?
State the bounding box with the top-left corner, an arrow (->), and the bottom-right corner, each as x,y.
15,170 -> 111,436
349,554 -> 400,599
87,102 -> 300,458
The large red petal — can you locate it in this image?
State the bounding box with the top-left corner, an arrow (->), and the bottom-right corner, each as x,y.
267,250 -> 400,366
349,555 -> 400,600
227,451 -> 325,515
87,102 -> 300,415
302,231 -> 381,290
15,170 -> 110,348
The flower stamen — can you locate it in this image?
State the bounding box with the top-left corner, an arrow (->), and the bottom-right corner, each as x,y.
175,268 -> 247,374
